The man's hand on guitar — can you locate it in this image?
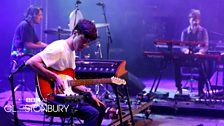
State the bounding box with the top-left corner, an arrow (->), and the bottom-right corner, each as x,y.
54,75 -> 65,94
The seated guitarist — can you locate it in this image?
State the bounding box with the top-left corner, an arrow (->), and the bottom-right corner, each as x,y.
174,9 -> 209,96
26,19 -> 105,126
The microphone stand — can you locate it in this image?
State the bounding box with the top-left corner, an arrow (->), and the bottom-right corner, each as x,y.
73,0 -> 82,58
8,61 -> 26,126
97,1 -> 112,59
73,0 -> 81,33
97,2 -> 134,126
95,36 -> 103,59
8,74 -> 18,126
96,1 -> 112,97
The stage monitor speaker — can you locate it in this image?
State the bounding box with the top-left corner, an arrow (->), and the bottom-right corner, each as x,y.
0,107 -> 25,126
119,72 -> 146,96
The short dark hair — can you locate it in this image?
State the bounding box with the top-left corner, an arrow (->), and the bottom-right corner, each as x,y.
188,9 -> 200,20
25,5 -> 43,22
74,19 -> 97,41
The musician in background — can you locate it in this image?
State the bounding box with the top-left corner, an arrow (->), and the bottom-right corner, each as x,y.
180,9 -> 208,54
26,19 -> 105,126
175,9 -> 209,96
11,5 -> 47,67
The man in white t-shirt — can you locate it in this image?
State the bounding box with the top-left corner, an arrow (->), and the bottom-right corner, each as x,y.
26,19 -> 105,126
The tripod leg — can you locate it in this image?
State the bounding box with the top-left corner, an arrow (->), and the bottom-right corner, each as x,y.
124,85 -> 135,126
4,83 -> 36,106
99,87 -> 109,99
95,38 -> 103,59
23,84 -> 36,98
95,85 -> 100,96
16,77 -> 36,104
3,84 -> 22,106
18,71 -> 36,104
21,82 -> 25,104
113,85 -> 123,126
97,84 -> 115,100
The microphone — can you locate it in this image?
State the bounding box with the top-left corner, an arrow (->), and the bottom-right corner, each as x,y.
96,2 -> 104,6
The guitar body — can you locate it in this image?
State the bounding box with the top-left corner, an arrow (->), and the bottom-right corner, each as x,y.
36,68 -> 75,101
36,67 -> 125,102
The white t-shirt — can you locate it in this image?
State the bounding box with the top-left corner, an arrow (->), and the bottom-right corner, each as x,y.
38,40 -> 76,71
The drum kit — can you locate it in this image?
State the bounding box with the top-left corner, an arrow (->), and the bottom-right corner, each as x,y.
44,23 -> 109,38
44,0 -> 112,97
44,0 -> 110,59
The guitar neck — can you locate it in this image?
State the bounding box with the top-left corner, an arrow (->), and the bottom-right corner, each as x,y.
70,78 -> 112,86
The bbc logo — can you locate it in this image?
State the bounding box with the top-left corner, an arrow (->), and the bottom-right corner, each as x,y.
26,98 -> 41,103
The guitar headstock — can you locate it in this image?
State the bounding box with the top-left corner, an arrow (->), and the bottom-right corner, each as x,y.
111,76 -> 126,85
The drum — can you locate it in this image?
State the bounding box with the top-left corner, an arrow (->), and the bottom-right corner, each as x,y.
68,9 -> 84,31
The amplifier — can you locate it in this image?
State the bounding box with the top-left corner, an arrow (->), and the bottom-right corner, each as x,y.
75,59 -> 128,79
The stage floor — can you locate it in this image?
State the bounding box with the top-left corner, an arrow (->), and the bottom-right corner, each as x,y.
0,77 -> 224,126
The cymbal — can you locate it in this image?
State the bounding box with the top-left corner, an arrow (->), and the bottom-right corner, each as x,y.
44,28 -> 71,35
95,23 -> 109,28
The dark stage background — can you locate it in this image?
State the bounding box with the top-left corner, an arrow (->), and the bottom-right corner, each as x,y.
1,0 -> 224,92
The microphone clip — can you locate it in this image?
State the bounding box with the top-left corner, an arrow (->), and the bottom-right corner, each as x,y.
96,2 -> 105,7
76,0 -> 82,5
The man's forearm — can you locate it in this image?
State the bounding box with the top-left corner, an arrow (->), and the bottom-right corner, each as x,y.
25,41 -> 47,49
75,86 -> 92,93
